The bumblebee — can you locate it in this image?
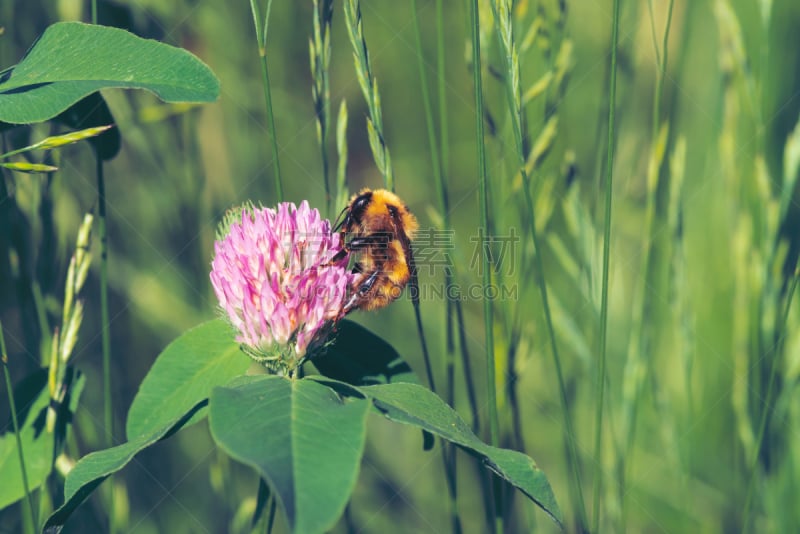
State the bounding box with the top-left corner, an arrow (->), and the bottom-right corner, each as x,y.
332,188 -> 419,315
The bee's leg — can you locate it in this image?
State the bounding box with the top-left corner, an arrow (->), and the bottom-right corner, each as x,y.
338,263 -> 365,318
339,268 -> 381,318
348,236 -> 384,250
323,236 -> 378,267
356,268 -> 381,295
324,247 -> 349,266
339,294 -> 360,318
349,260 -> 366,280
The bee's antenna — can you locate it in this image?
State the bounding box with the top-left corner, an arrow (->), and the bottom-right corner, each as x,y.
332,204 -> 349,232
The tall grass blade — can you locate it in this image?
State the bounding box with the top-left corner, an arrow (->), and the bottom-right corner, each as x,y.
96,158 -> 112,449
249,0 -> 283,201
436,7 -> 480,516
310,0 -> 334,215
469,0 -> 496,451
410,1 -> 462,530
1,322 -> 37,534
743,259 -> 800,529
343,0 -> 394,191
341,4 -> 436,458
468,1 -> 504,532
592,0 -> 622,530
488,0 -> 586,529
335,99 -> 349,210
94,156 -> 115,534
619,3 -> 675,526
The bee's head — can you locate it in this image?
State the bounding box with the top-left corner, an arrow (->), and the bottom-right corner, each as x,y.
350,190 -> 373,221
335,189 -> 373,232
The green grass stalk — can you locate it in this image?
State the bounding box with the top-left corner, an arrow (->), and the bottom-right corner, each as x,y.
438,0 -> 480,442
592,0 -> 622,530
1,322 -> 37,534
412,302 -> 436,390
455,296 -> 481,432
467,1 -> 503,532
408,1 -> 441,395
96,157 -> 112,448
664,135 -> 691,530
335,100 -> 349,210
253,477 -> 269,529
645,1 -> 662,68
249,0 -> 283,201
619,1 -> 674,528
489,1 -> 587,529
266,495 -> 277,534
410,1 -> 444,235
469,0 -> 496,450
31,283 -> 51,366
435,0 -> 449,183
433,0 -> 456,417
652,0 -> 675,144
541,1 -> 568,120
343,0 -> 394,191
343,0 -> 435,400
742,259 -> 800,529
756,0 -> 770,156
410,2 -> 461,530
434,0 -> 481,450
310,0 -> 333,215
96,155 -> 115,534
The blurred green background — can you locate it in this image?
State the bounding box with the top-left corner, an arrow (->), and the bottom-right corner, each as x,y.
2,0 -> 800,532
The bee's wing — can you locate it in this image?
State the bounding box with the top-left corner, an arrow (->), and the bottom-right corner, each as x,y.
388,208 -> 433,389
403,234 -> 420,305
388,210 -> 419,301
